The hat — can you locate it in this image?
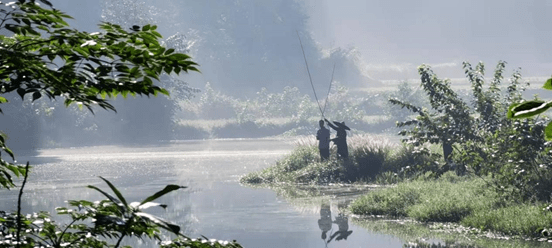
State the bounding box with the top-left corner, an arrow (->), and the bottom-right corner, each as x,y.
333,121 -> 350,130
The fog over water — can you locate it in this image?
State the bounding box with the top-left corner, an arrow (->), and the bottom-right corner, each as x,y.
1,0 -> 549,149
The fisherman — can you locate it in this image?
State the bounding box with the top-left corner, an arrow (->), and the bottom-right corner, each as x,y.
316,120 -> 331,161
325,118 -> 350,159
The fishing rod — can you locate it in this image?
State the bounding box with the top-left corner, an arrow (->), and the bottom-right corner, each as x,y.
322,63 -> 335,116
296,30 -> 324,118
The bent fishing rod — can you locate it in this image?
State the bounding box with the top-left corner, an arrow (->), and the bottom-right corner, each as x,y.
322,63 -> 335,116
296,30 -> 324,118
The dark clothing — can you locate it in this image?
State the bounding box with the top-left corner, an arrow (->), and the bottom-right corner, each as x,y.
327,122 -> 348,159
319,147 -> 330,161
316,126 -> 331,161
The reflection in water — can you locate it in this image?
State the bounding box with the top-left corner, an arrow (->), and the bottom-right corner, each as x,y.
1,140 -> 411,247
318,201 -> 353,246
328,213 -> 353,243
318,202 -> 332,240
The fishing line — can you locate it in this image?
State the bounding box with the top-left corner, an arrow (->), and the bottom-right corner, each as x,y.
296,30 -> 324,117
322,63 -> 335,116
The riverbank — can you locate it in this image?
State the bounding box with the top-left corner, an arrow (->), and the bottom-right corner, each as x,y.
240,136 -> 552,243
350,173 -> 552,240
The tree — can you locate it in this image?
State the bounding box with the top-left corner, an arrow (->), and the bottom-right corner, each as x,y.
389,64 -> 473,162
0,0 -> 198,188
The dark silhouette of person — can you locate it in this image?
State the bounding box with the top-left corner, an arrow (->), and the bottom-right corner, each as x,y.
325,118 -> 350,159
318,202 -> 332,241
316,120 -> 331,161
327,213 -> 353,243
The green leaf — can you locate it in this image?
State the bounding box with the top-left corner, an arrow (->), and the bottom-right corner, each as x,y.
164,48 -> 175,55
543,78 -> 552,90
140,184 -> 185,206
98,176 -> 129,208
135,212 -> 180,234
507,100 -> 551,119
0,97 -> 8,104
87,184 -> 124,210
546,121 -> 552,141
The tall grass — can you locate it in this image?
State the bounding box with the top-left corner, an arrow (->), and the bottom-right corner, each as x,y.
350,172 -> 552,238
240,134 -> 419,185
350,173 -> 500,222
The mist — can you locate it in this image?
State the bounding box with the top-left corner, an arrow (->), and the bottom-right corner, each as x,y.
1,0 -> 550,149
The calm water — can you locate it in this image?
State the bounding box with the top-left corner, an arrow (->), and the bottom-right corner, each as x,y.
1,139 -> 405,247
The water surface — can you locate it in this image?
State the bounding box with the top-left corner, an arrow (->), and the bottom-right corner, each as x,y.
1,139 -> 404,248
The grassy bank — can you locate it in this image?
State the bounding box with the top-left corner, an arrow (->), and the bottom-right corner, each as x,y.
349,173 -> 552,239
241,135 -> 552,241
240,134 -> 431,185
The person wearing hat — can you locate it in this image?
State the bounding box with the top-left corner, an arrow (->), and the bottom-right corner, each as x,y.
325,118 -> 350,159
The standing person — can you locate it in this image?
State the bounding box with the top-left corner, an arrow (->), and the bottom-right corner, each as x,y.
325,118 -> 350,159
316,120 -> 331,161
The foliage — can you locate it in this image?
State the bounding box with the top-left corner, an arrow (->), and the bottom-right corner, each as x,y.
351,174 -> 552,239
0,176 -> 242,248
384,81 -> 426,122
461,204 -> 552,238
350,183 -> 420,217
240,134 -> 425,185
389,61 -> 552,200
390,64 -> 474,162
0,0 -> 197,188
181,82 -> 371,134
98,0 -> 200,143
508,76 -> 552,140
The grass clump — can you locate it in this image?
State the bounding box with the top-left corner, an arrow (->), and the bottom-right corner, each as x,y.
461,204 -> 552,237
351,172 -> 496,221
350,183 -> 420,216
350,173 -> 552,239
241,134 -> 429,185
240,145 -> 342,184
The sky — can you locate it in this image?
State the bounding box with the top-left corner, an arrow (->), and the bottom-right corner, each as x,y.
304,0 -> 552,79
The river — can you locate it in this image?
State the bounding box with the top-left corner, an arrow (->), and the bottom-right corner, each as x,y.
0,138 -> 404,248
